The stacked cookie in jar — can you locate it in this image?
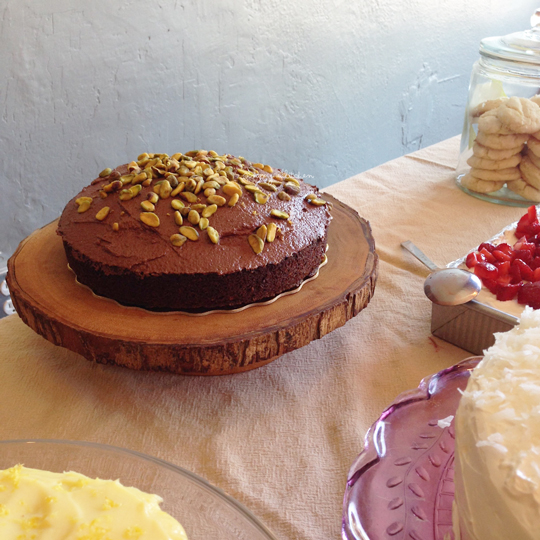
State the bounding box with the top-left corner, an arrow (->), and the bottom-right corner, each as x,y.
463,96 -> 540,201
456,20 -> 540,205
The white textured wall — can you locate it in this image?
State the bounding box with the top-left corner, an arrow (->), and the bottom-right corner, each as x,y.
0,0 -> 537,258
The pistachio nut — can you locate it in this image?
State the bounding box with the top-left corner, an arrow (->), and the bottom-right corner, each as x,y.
170,233 -> 187,247
120,175 -> 134,185
284,182 -> 301,196
188,209 -> 201,225
171,199 -> 185,210
132,172 -> 147,184
206,195 -> 226,207
254,192 -> 268,204
140,212 -> 160,227
76,196 -> 93,206
266,222 -> 277,242
259,182 -> 277,192
147,192 -> 159,204
77,200 -> 92,213
202,180 -> 220,190
201,204 -> 218,218
248,234 -> 264,254
222,182 -> 242,197
141,201 -> 155,212
207,226 -> 219,244
95,206 -> 110,221
119,184 -> 142,201
180,191 -> 198,203
179,226 -> 199,241
256,225 -> 267,242
194,179 -> 204,194
174,210 -> 183,226
270,209 -> 289,219
244,184 -> 262,194
159,180 -> 172,199
171,182 -> 185,197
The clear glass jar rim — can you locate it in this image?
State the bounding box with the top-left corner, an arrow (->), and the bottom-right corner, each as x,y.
480,28 -> 540,66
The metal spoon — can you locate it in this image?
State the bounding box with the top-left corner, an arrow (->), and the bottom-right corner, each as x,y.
401,241 -> 482,306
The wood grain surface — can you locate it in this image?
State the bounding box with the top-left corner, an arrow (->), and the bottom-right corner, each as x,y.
7,194 -> 378,375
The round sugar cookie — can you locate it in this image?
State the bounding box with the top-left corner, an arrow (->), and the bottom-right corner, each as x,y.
470,97 -> 508,118
531,95 -> 540,107
527,136 -> 540,158
461,173 -> 505,193
472,142 -> 524,160
467,153 -> 521,170
476,131 -> 529,150
469,166 -> 521,182
497,96 -> 540,134
527,149 -> 540,170
477,109 -> 513,135
507,178 -> 540,202
519,154 -> 540,189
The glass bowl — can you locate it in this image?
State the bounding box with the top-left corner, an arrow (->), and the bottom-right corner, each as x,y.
0,439 -> 277,540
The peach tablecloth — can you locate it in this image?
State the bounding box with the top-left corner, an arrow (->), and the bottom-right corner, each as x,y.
0,136 -> 527,539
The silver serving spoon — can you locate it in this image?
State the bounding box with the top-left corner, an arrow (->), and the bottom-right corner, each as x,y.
401,241 -> 482,306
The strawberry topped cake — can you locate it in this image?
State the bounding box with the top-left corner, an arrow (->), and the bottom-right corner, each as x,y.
464,205 -> 540,313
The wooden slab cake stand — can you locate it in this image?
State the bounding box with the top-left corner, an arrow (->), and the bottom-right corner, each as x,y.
7,194 -> 377,375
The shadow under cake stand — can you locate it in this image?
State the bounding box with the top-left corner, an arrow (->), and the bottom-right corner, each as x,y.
7,194 -> 377,375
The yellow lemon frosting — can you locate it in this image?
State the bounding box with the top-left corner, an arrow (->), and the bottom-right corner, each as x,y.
0,465 -> 188,540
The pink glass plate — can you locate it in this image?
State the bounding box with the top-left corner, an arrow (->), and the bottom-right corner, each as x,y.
342,357 -> 481,540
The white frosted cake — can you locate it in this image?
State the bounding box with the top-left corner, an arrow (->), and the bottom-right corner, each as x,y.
453,307 -> 540,540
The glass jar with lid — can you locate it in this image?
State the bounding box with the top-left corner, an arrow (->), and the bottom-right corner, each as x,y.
457,11 -> 540,207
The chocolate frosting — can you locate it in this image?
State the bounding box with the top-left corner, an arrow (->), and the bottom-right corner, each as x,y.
57,153 -> 331,278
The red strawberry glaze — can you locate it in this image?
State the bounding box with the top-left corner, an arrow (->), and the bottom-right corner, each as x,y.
465,205 -> 540,308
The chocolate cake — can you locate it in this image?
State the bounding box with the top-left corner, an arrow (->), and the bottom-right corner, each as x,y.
57,150 -> 332,312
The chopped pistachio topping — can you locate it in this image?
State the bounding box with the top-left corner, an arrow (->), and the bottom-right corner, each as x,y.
95,206 -> 110,221
140,212 -> 160,227
140,200 -> 155,212
248,234 -> 264,254
266,223 -> 277,242
90,150 -> 327,256
179,226 -> 199,241
257,225 -> 268,242
170,233 -> 187,247
207,226 -> 219,244
270,209 -> 289,219
174,210 -> 183,226
77,200 -> 92,213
